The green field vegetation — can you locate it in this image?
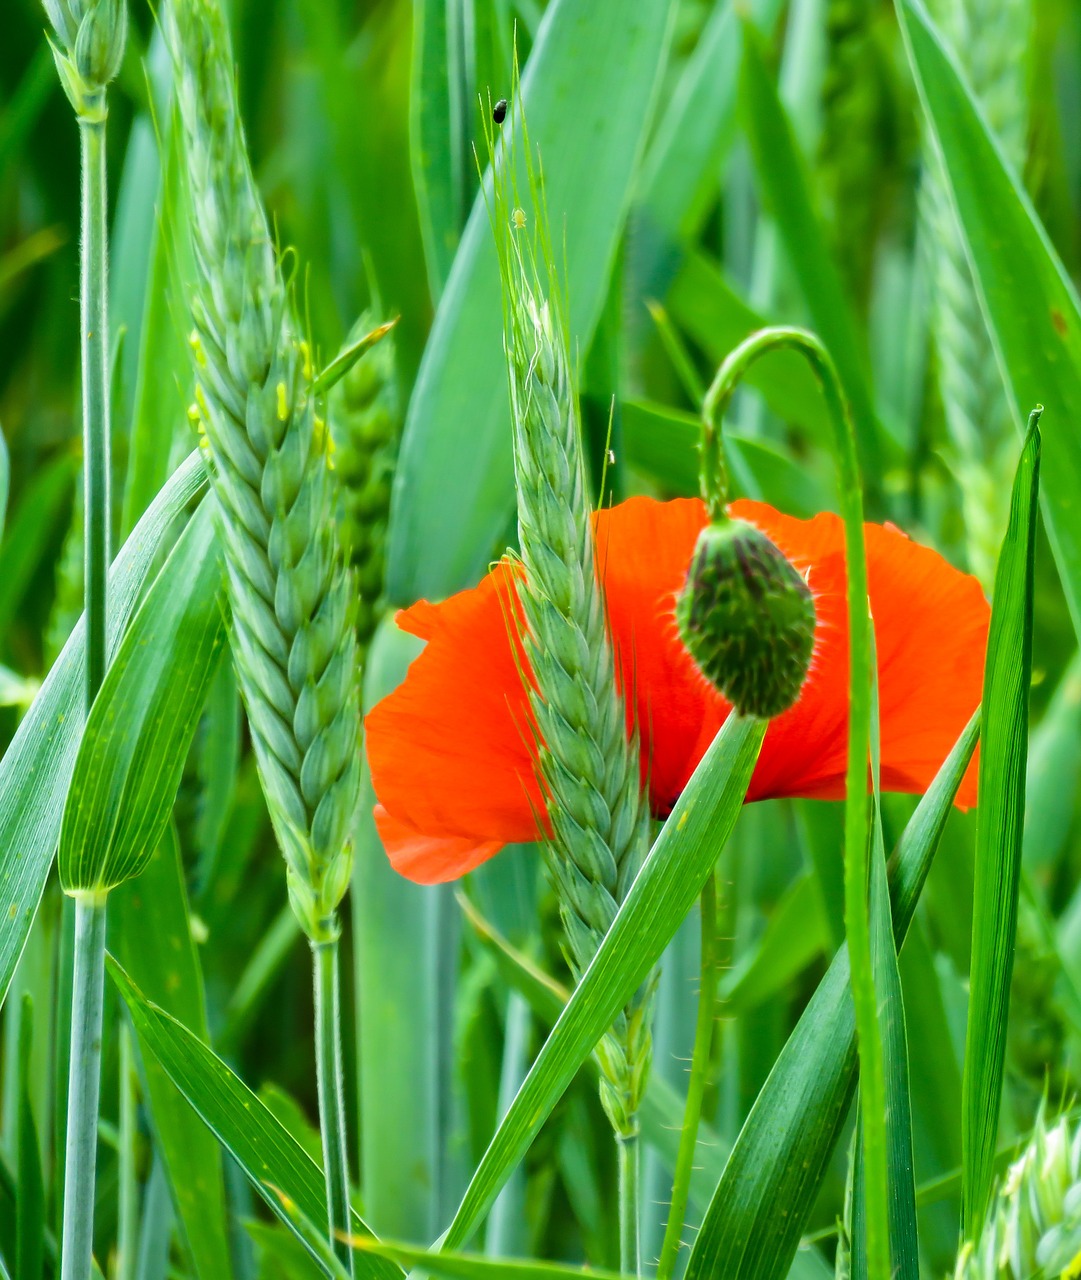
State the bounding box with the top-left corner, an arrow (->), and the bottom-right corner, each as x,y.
3,0 -> 1081,1277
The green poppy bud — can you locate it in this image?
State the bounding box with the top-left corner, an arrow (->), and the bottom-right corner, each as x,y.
676,518 -> 816,719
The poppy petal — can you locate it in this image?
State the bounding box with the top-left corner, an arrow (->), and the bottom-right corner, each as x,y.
374,806 -> 505,883
364,561 -> 541,875
366,495 -> 988,884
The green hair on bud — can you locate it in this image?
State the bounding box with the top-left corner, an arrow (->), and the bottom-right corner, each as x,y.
676,517 -> 816,719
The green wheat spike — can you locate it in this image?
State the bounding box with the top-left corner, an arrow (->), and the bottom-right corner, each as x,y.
953,1109 -> 1081,1279
328,312 -> 402,660
486,103 -> 655,1137
163,0 -> 361,945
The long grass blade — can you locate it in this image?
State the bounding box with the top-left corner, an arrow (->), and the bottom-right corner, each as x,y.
683,711 -> 979,1280
961,415 -> 1041,1236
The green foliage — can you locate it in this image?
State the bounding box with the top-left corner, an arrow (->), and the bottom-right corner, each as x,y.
963,416 -> 1041,1236
58,501 -> 225,896
2,0 -> 1081,1275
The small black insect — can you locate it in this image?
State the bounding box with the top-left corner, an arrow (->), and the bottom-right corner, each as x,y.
493,98 -> 508,125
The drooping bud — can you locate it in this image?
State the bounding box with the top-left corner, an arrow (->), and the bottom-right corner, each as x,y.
676,517 -> 816,718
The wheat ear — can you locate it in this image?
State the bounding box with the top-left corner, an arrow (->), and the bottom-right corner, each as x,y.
164,2 -> 360,1264
487,107 -> 655,1170
164,0 -> 360,947
953,1109 -> 1081,1279
328,311 -> 402,657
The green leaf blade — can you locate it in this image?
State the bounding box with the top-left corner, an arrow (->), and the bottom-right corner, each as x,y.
58,500 -> 226,896
107,956 -> 403,1280
386,0 -> 677,602
443,713 -> 766,1250
684,712 -> 979,1280
0,450 -> 207,1013
896,0 -> 1081,635
961,416 -> 1041,1236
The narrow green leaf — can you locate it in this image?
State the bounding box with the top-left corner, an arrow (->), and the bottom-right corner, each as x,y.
962,416 -> 1041,1236
443,713 -> 766,1249
410,0 -> 459,299
684,711 -> 979,1280
458,889 -> 730,1206
850,662 -> 919,1279
896,0 -> 1081,635
387,0 -> 677,601
112,827 -> 233,1280
106,956 -> 403,1280
738,25 -> 882,482
0,449 -> 207,1013
636,0 -> 786,249
352,1239 -> 626,1280
58,500 -> 226,895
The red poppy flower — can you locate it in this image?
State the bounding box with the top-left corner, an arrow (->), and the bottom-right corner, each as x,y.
366,496 -> 988,884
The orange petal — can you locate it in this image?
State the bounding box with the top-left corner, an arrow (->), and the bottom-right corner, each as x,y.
366,495 -> 988,885
364,561 -> 542,879
374,806 -> 505,883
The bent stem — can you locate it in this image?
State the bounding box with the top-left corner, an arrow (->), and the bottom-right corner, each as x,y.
61,896 -> 108,1280
656,876 -> 719,1280
701,327 -> 884,1276
313,938 -> 354,1276
618,1130 -> 641,1277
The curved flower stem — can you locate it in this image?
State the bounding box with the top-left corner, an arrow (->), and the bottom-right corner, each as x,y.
617,1130 -> 640,1277
313,938 -> 354,1276
700,327 -> 884,1277
656,875 -> 718,1280
61,895 -> 108,1280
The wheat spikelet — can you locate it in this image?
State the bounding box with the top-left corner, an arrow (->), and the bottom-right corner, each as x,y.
954,1110 -> 1081,1279
920,0 -> 1030,587
328,313 -> 401,656
43,0 -> 127,120
489,129 -> 654,1137
164,0 -> 360,945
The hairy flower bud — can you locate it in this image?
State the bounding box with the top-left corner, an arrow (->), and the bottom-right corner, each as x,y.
676,518 -> 816,719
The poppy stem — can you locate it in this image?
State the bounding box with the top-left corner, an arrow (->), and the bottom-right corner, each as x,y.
656,874 -> 718,1280
701,326 -> 885,1276
313,938 -> 354,1276
617,1130 -> 641,1277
